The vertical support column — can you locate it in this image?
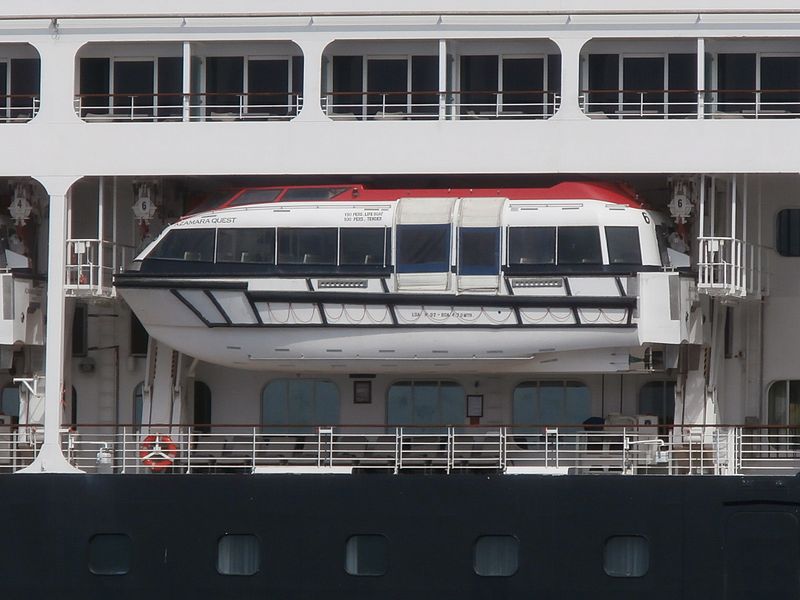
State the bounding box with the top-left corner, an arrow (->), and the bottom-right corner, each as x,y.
438,39 -> 447,120
697,38 -> 705,119
551,37 -> 589,121
19,181 -> 81,473
182,42 -> 191,122
295,39 -> 330,122
98,176 -> 105,293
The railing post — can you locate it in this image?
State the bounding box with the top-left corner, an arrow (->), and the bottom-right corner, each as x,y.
447,426 -> 453,474
395,427 -> 401,474
252,426 -> 256,472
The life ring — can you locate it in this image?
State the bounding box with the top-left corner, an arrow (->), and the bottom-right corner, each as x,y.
139,434 -> 177,472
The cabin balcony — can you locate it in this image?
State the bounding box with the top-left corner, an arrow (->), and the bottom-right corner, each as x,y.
74,41 -> 303,123
3,423 -> 795,476
0,44 -> 40,124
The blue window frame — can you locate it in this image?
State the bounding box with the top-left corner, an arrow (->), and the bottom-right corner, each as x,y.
459,227 -> 500,275
396,224 -> 451,273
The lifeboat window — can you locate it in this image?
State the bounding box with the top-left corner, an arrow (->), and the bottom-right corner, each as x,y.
603,535 -> 649,577
605,226 -> 642,265
396,224 -> 451,273
261,379 -> 340,432
474,535 -> 519,577
507,227 -> 555,265
557,226 -> 602,265
278,228 -> 337,265
88,534 -> 131,576
776,209 -> 800,256
217,228 -> 276,264
149,228 -> 215,262
281,187 -> 348,202
459,227 -> 500,275
227,189 -> 281,207
387,381 -> 465,426
340,227 -> 387,266
345,535 -> 388,576
217,534 -> 260,576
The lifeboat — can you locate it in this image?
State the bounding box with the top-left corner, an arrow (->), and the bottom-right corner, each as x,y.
115,182 -> 693,373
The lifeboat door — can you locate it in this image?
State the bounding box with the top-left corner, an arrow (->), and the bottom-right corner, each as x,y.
456,197 -> 506,293
395,197 -> 456,291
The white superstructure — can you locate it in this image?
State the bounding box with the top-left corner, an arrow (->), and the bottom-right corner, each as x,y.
0,1 -> 796,475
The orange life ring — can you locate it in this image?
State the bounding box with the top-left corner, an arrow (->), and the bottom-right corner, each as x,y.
139,434 -> 177,472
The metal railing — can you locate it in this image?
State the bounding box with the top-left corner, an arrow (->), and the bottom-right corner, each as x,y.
581,88 -> 800,119
0,94 -> 40,122
2,423 -> 793,476
322,90 -> 560,120
697,236 -> 769,299
74,92 -> 303,122
65,239 -> 136,297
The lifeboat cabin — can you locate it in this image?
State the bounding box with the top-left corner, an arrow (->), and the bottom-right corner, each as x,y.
115,182 -> 697,374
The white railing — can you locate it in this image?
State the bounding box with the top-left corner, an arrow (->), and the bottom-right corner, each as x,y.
65,239 -> 136,297
698,236 -> 768,300
5,424 -> 792,476
322,90 -> 561,121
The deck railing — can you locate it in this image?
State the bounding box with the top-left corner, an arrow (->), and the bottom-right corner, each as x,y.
0,94 -> 40,122
581,88 -> 800,119
697,236 -> 769,300
74,92 -> 303,122
65,239 -> 136,297
0,424 -> 790,475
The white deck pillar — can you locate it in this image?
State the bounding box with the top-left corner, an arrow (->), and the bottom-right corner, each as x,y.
551,36 -> 589,121
19,181 -> 81,473
294,38 -> 330,122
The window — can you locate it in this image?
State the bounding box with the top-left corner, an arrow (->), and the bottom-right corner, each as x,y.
513,381 -> 591,425
638,381 -> 675,428
194,381 -> 212,434
0,385 -> 19,420
508,227 -> 555,265
206,56 -> 244,113
474,535 -> 519,577
88,534 -> 132,575
459,228 -> 500,275
396,224 -> 451,273
345,535 -> 388,576
761,56 -> 800,113
130,313 -> 149,357
261,379 -> 339,431
228,189 -> 281,207
282,187 -> 347,201
149,229 -> 215,262
340,228 -> 387,266
717,54 -> 756,113
387,381 -> 465,426
216,228 -> 276,264
460,55 -> 498,114
133,382 -> 144,429
557,227 -> 602,265
72,303 -> 88,357
605,227 -> 642,265
604,536 -> 649,577
768,380 -> 800,448
277,228 -> 337,265
217,534 -> 260,576
777,209 -> 800,257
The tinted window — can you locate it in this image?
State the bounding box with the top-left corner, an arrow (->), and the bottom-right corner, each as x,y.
606,226 -> 642,265
228,189 -> 281,207
474,535 -> 519,576
508,227 -> 555,265
513,381 -> 591,425
777,209 -> 800,257
281,187 -> 347,201
217,228 -> 276,264
88,534 -> 131,575
149,229 -> 215,262
261,379 -> 340,432
345,535 -> 388,576
217,534 -> 260,576
459,228 -> 500,275
396,224 -> 450,273
278,228 -> 337,265
340,228 -> 386,266
604,536 -> 649,577
387,381 -> 465,426
557,227 -> 602,265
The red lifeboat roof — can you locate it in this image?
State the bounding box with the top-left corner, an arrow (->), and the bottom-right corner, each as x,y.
213,181 -> 642,211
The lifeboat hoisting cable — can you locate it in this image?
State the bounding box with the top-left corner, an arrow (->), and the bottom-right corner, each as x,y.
139,434 -> 177,472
